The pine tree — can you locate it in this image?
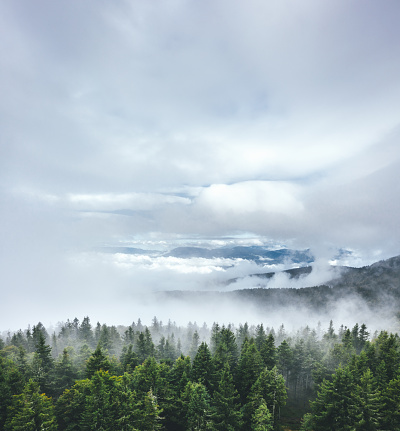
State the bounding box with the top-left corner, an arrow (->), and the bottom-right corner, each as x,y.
31,331 -> 54,395
255,324 -> 267,352
53,348 -> 78,398
277,339 -> 292,382
5,379 -> 57,431
135,389 -> 163,431
81,371 -> 139,431
55,378 -> 91,431
245,366 -> 287,428
210,362 -> 242,431
182,381 -> 212,431
191,342 -> 215,394
212,326 -> 239,372
252,398 -> 273,431
381,377 -> 400,430
235,339 -> 264,404
85,345 -> 111,378
351,368 -> 382,431
310,366 -> 354,431
189,330 -> 200,360
166,355 -> 192,431
132,356 -> 164,397
79,317 -> 94,347
120,344 -> 139,373
0,356 -> 16,429
260,333 -> 277,370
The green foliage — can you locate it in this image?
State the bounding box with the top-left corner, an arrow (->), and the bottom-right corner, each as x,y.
85,345 -> 111,378
5,379 -> 57,431
182,381 -> 212,431
235,339 -> 264,404
351,368 -> 381,431
5,316 -> 400,430
52,348 -> 78,398
210,362 -> 242,430
120,344 -> 139,373
251,398 -> 273,431
192,342 -> 215,394
0,355 -> 25,429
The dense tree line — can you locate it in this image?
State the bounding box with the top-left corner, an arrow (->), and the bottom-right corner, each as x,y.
0,317 -> 399,430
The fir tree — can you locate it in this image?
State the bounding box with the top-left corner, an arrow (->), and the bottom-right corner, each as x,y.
351,368 -> 382,431
235,339 -> 264,404
210,362 -> 242,431
85,345 -> 111,378
5,379 -> 57,431
251,398 -> 273,431
191,342 -> 215,394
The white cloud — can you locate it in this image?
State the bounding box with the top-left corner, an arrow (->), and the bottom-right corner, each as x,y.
1,0 -> 400,329
196,181 -> 303,215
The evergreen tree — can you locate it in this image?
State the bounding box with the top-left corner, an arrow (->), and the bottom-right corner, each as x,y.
5,379 -> 57,431
135,389 -> 163,431
309,366 -> 354,431
189,330 -> 200,360
182,381 -> 212,431
0,356 -> 22,429
251,398 -> 273,431
53,348 -> 78,398
277,340 -> 292,382
235,339 -> 264,404
192,342 -> 215,394
236,323 -> 249,350
255,324 -> 267,352
210,362 -> 242,431
55,378 -> 91,431
260,333 -> 277,370
136,329 -> 155,363
381,377 -> 400,430
120,344 -> 139,373
81,371 -> 132,430
31,331 -> 54,395
351,368 -> 382,431
79,317 -> 94,347
85,345 -> 111,378
132,356 -> 165,397
245,366 -> 287,428
212,326 -> 239,372
166,356 -> 192,431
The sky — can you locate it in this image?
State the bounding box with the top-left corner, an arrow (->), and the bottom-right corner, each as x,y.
1,0 -> 400,330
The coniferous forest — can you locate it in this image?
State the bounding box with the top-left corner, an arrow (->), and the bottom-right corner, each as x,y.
1,317 -> 400,430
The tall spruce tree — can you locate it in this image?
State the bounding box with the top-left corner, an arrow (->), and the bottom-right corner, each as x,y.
210,362 -> 242,431
191,342 -> 215,394
351,368 -> 382,431
252,398 -> 273,431
235,339 -> 264,404
5,379 -> 57,431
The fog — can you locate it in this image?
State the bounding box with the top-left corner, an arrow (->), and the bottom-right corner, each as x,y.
1,1 -> 400,333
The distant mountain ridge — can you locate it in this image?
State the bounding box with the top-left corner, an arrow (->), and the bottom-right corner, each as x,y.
157,254 -> 400,320
98,245 -> 314,266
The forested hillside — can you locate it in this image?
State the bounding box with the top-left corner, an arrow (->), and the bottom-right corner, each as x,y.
161,255 -> 400,325
1,317 -> 400,430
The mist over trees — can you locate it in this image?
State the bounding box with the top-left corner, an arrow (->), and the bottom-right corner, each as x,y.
1,316 -> 400,430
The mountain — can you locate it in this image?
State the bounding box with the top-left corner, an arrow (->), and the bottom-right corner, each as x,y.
158,255 -> 400,322
165,246 -> 313,264
99,245 -> 314,266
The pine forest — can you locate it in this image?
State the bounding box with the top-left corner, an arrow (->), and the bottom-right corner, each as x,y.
1,317 -> 400,430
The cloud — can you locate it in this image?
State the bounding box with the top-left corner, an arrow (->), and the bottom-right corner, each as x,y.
1,0 -> 400,329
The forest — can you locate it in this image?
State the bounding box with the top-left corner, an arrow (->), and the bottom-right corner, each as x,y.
1,316 -> 400,430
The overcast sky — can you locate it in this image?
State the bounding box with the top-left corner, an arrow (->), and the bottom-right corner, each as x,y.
1,0 -> 400,329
